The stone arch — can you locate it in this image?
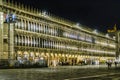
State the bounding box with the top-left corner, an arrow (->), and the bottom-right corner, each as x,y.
26,20 -> 28,30
16,51 -> 23,60
29,52 -> 35,61
23,51 -> 29,60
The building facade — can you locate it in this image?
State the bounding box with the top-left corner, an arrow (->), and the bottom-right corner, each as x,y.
0,0 -> 116,67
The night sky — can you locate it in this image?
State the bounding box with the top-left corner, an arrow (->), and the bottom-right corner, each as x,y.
13,0 -> 120,33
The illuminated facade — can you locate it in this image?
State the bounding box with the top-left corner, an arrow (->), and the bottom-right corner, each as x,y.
0,0 -> 116,66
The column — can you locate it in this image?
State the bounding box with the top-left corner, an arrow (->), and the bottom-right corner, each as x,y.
0,12 -> 3,61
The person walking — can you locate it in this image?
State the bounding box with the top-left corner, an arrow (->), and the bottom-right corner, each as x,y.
106,60 -> 112,69
114,60 -> 118,68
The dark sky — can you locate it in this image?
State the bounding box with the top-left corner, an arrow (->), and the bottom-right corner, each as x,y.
13,0 -> 120,33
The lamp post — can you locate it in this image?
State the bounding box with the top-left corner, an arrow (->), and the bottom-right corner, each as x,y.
5,13 -> 17,66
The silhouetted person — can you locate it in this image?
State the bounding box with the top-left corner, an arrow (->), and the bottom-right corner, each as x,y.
114,60 -> 118,68
106,60 -> 112,69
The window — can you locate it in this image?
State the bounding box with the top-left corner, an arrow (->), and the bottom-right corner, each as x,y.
3,39 -> 8,43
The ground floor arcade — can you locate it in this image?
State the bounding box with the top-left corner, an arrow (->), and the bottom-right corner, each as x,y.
14,50 -> 115,67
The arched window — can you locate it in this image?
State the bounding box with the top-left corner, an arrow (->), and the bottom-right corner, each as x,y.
19,36 -> 22,46
21,36 -> 24,46
21,19 -> 24,30
35,37 -> 37,47
15,35 -> 18,45
17,35 -> 20,46
32,37 -> 34,47
43,24 -> 45,34
36,23 -> 39,33
41,24 -> 44,33
45,24 -> 47,34
30,37 -> 32,47
39,38 -> 42,48
39,24 -> 41,33
31,22 -> 33,32
25,36 -> 27,46
28,22 -> 31,31
23,36 -> 26,46
42,39 -> 44,48
17,21 -> 21,29
51,41 -> 53,49
26,21 -> 28,30
33,37 -> 35,47
27,37 -> 30,46
35,23 -> 37,32
36,38 -> 39,47
24,20 -> 26,30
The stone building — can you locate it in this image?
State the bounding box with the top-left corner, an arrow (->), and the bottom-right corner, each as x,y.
0,0 -> 116,67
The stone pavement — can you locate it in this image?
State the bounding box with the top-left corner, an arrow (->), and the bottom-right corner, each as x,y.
54,63 -> 120,69
0,64 -> 120,80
